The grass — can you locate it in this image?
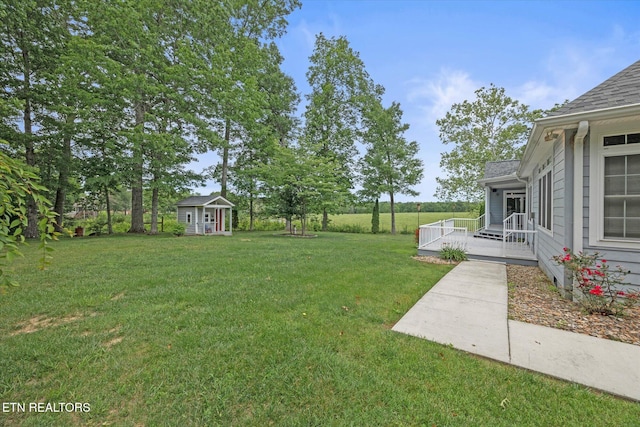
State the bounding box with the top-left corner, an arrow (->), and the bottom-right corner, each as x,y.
327,211 -> 476,233
1,232 -> 639,426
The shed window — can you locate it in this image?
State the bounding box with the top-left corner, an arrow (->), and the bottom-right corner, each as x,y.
186,212 -> 192,224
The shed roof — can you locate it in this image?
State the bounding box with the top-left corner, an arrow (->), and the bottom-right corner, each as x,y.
550,60 -> 640,116
176,194 -> 234,207
483,160 -> 520,180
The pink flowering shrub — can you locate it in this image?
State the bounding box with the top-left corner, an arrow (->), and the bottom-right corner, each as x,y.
553,248 -> 639,316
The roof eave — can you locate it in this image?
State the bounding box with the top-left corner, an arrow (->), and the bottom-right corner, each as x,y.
518,103 -> 640,178
478,173 -> 518,186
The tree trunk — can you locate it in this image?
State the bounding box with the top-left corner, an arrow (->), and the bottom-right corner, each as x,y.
23,47 -> 39,239
249,194 -> 254,231
128,102 -> 146,233
322,208 -> 328,231
53,114 -> 75,232
150,186 -> 159,235
390,192 -> 396,235
129,184 -> 145,233
221,118 -> 230,198
104,184 -> 113,234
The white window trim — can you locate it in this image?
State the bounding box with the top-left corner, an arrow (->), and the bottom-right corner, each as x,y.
537,161 -> 553,236
186,211 -> 192,224
589,122 -> 640,249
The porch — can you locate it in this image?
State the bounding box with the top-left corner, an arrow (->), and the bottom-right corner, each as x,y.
417,214 -> 538,265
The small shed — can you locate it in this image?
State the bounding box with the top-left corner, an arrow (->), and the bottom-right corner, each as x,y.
176,194 -> 234,236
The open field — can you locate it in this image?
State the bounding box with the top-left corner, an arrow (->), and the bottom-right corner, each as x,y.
328,211 -> 476,233
1,232 -> 639,426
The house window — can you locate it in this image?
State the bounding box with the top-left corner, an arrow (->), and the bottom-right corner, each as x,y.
204,212 -> 211,223
528,183 -> 533,221
590,125 -> 640,249
603,133 -> 640,146
538,167 -> 552,231
186,212 -> 192,224
603,153 -> 640,239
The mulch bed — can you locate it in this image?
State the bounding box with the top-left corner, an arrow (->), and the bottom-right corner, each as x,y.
507,264 -> 640,346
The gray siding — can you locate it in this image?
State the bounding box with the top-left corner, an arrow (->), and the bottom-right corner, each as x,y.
535,137 -> 570,291
177,207 -> 197,234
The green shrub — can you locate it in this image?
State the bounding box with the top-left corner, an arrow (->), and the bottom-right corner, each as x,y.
439,244 -> 468,262
166,221 -> 186,236
81,213 -> 108,235
112,221 -> 130,233
371,199 -> 380,234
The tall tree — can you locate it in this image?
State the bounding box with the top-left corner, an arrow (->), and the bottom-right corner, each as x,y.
230,43 -> 299,230
189,0 -> 301,198
303,33 -> 381,231
435,84 -> 541,202
0,0 -> 70,237
359,101 -> 423,234
77,0 -> 210,233
261,144 -> 336,236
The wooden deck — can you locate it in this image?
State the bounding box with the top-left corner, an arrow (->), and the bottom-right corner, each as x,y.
418,230 -> 538,265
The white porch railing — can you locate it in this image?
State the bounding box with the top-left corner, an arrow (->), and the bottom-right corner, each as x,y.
418,218 -> 472,250
450,214 -> 485,232
503,213 -> 537,256
418,214 -> 536,260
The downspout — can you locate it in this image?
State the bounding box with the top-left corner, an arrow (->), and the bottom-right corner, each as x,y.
573,121 -> 589,253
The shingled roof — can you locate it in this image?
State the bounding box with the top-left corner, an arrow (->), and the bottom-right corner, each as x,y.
550,60 -> 640,117
483,160 -> 520,180
176,193 -> 232,206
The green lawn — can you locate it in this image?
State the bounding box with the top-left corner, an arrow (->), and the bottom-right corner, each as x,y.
1,233 -> 638,426
327,211 -> 476,233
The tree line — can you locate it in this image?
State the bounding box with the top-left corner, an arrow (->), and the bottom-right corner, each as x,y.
1,0 -> 424,238
341,201 -> 479,214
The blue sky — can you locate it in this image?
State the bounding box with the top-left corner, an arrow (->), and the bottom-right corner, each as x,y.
193,0 -> 640,202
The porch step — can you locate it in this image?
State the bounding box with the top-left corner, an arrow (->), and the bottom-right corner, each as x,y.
474,229 -> 504,241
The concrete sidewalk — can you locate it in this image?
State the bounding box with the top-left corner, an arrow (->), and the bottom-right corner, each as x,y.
392,260 -> 640,402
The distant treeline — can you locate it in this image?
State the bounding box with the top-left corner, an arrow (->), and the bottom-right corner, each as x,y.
341,201 -> 479,214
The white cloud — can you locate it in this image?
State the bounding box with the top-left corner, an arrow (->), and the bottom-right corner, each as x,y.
513,80 -> 557,110
405,69 -> 480,129
514,28 -> 640,110
289,12 -> 344,51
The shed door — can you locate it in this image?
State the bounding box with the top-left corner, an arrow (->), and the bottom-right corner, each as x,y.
215,209 -> 223,232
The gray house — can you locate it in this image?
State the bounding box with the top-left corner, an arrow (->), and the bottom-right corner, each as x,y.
480,59 -> 640,295
176,195 -> 234,236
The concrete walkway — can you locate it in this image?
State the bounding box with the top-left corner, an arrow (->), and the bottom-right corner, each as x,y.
392,260 -> 640,402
